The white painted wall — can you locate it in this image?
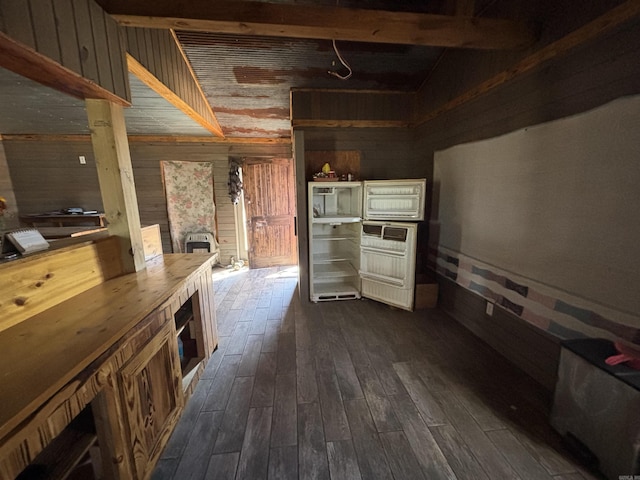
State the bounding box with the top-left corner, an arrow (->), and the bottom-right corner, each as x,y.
432,95 -> 640,319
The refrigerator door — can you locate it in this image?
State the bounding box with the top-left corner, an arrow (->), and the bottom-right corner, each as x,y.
359,221 -> 417,311
363,179 -> 426,221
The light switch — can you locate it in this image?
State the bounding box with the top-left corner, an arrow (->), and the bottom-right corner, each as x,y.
79,155 -> 86,164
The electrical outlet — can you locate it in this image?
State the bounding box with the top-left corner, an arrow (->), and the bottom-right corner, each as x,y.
79,155 -> 86,165
486,301 -> 494,316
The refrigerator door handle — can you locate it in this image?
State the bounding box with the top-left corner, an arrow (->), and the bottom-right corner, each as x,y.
360,246 -> 404,257
359,271 -> 405,287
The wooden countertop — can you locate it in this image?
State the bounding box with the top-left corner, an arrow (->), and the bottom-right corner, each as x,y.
0,253 -> 216,440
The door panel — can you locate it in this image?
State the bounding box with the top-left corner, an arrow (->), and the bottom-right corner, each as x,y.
243,158 -> 297,268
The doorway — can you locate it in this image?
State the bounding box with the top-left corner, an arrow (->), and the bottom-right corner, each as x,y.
242,157 -> 297,268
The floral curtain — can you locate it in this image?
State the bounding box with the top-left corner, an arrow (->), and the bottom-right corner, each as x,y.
161,161 -> 218,253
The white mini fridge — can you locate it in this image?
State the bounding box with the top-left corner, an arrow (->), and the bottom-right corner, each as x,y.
308,179 -> 426,311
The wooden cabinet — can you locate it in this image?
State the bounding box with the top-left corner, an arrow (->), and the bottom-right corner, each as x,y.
0,239 -> 218,480
119,318 -> 183,479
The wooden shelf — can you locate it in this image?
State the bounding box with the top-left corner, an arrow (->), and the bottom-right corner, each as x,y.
21,408 -> 97,480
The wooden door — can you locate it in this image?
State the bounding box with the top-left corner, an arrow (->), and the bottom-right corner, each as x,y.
242,157 -> 297,268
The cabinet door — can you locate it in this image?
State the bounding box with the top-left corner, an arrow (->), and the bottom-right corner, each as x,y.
118,319 -> 183,479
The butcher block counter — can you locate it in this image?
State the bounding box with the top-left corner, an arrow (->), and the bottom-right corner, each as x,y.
0,236 -> 218,479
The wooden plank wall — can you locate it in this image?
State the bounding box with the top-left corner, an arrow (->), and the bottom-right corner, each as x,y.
0,140 -> 19,231
3,140 -> 104,216
437,275 -> 561,392
302,128 -> 430,182
416,7 -> 640,391
0,0 -> 130,102
124,27 -> 218,131
291,90 -> 412,126
3,139 -> 292,260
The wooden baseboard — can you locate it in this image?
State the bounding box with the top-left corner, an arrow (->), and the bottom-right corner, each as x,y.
436,273 -> 561,392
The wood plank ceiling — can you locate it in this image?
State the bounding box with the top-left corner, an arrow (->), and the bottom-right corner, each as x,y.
0,0 -> 536,139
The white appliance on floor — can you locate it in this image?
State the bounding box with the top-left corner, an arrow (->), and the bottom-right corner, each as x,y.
308,179 -> 426,311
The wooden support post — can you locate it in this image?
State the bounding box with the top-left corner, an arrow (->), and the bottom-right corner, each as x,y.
86,99 -> 146,273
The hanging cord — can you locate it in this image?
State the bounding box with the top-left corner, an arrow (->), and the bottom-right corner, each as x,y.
328,39 -> 352,80
327,0 -> 352,80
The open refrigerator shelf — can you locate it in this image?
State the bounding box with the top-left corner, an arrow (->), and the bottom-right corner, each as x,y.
312,233 -> 359,241
313,253 -> 357,263
313,261 -> 358,278
311,215 -> 361,224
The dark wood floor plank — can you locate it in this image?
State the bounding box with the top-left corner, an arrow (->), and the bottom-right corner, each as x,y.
317,368 -> 352,442
201,340 -> 229,380
430,424 -> 491,480
261,320 -> 280,353
433,391 -> 519,479
514,430 -> 579,476
162,378 -> 213,458
250,352 -> 277,408
393,362 -> 449,427
354,364 -> 401,433
236,407 -> 273,480
276,332 -> 297,375
294,307 -> 312,350
379,431 -> 426,480
327,439 -> 363,480
151,458 -> 178,480
486,429 -> 554,480
337,316 -> 371,367
296,348 -> 319,404
271,373 -> 298,447
226,321 -> 252,355
298,402 -> 331,480
280,305 -> 295,334
327,328 -> 364,400
344,398 -> 394,480
446,371 -> 506,432
250,307 -> 269,335
389,394 -> 456,480
204,452 -> 239,480
237,334 -> 264,377
173,410 -> 225,479
268,446 -> 298,480
268,299 -> 284,321
213,376 -> 255,454
202,354 -> 242,411
367,345 -> 407,396
155,268 -> 593,480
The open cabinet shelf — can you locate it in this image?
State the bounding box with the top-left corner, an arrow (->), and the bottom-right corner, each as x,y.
173,295 -> 205,388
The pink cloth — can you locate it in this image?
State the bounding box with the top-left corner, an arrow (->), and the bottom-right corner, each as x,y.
605,342 -> 640,370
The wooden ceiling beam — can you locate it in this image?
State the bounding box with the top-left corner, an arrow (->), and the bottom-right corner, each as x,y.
96,0 -> 534,50
0,31 -> 129,106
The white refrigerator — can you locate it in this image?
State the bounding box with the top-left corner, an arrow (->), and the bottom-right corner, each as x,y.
308,179 -> 426,311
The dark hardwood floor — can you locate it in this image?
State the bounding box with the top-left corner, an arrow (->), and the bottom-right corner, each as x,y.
153,266 -> 602,480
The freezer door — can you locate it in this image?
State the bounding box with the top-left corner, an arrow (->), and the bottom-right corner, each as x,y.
359,222 -> 417,311
363,179 -> 426,221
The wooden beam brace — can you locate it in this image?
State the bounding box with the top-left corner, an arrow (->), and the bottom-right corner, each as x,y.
0,134 -> 291,144
86,99 -> 146,273
292,119 -> 410,129
127,54 -> 225,137
415,0 -> 640,126
169,29 -> 225,138
456,0 -> 475,17
0,31 -> 130,106
96,0 -> 534,50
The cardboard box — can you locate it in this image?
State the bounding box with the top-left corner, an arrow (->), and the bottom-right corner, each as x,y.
415,274 -> 439,309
